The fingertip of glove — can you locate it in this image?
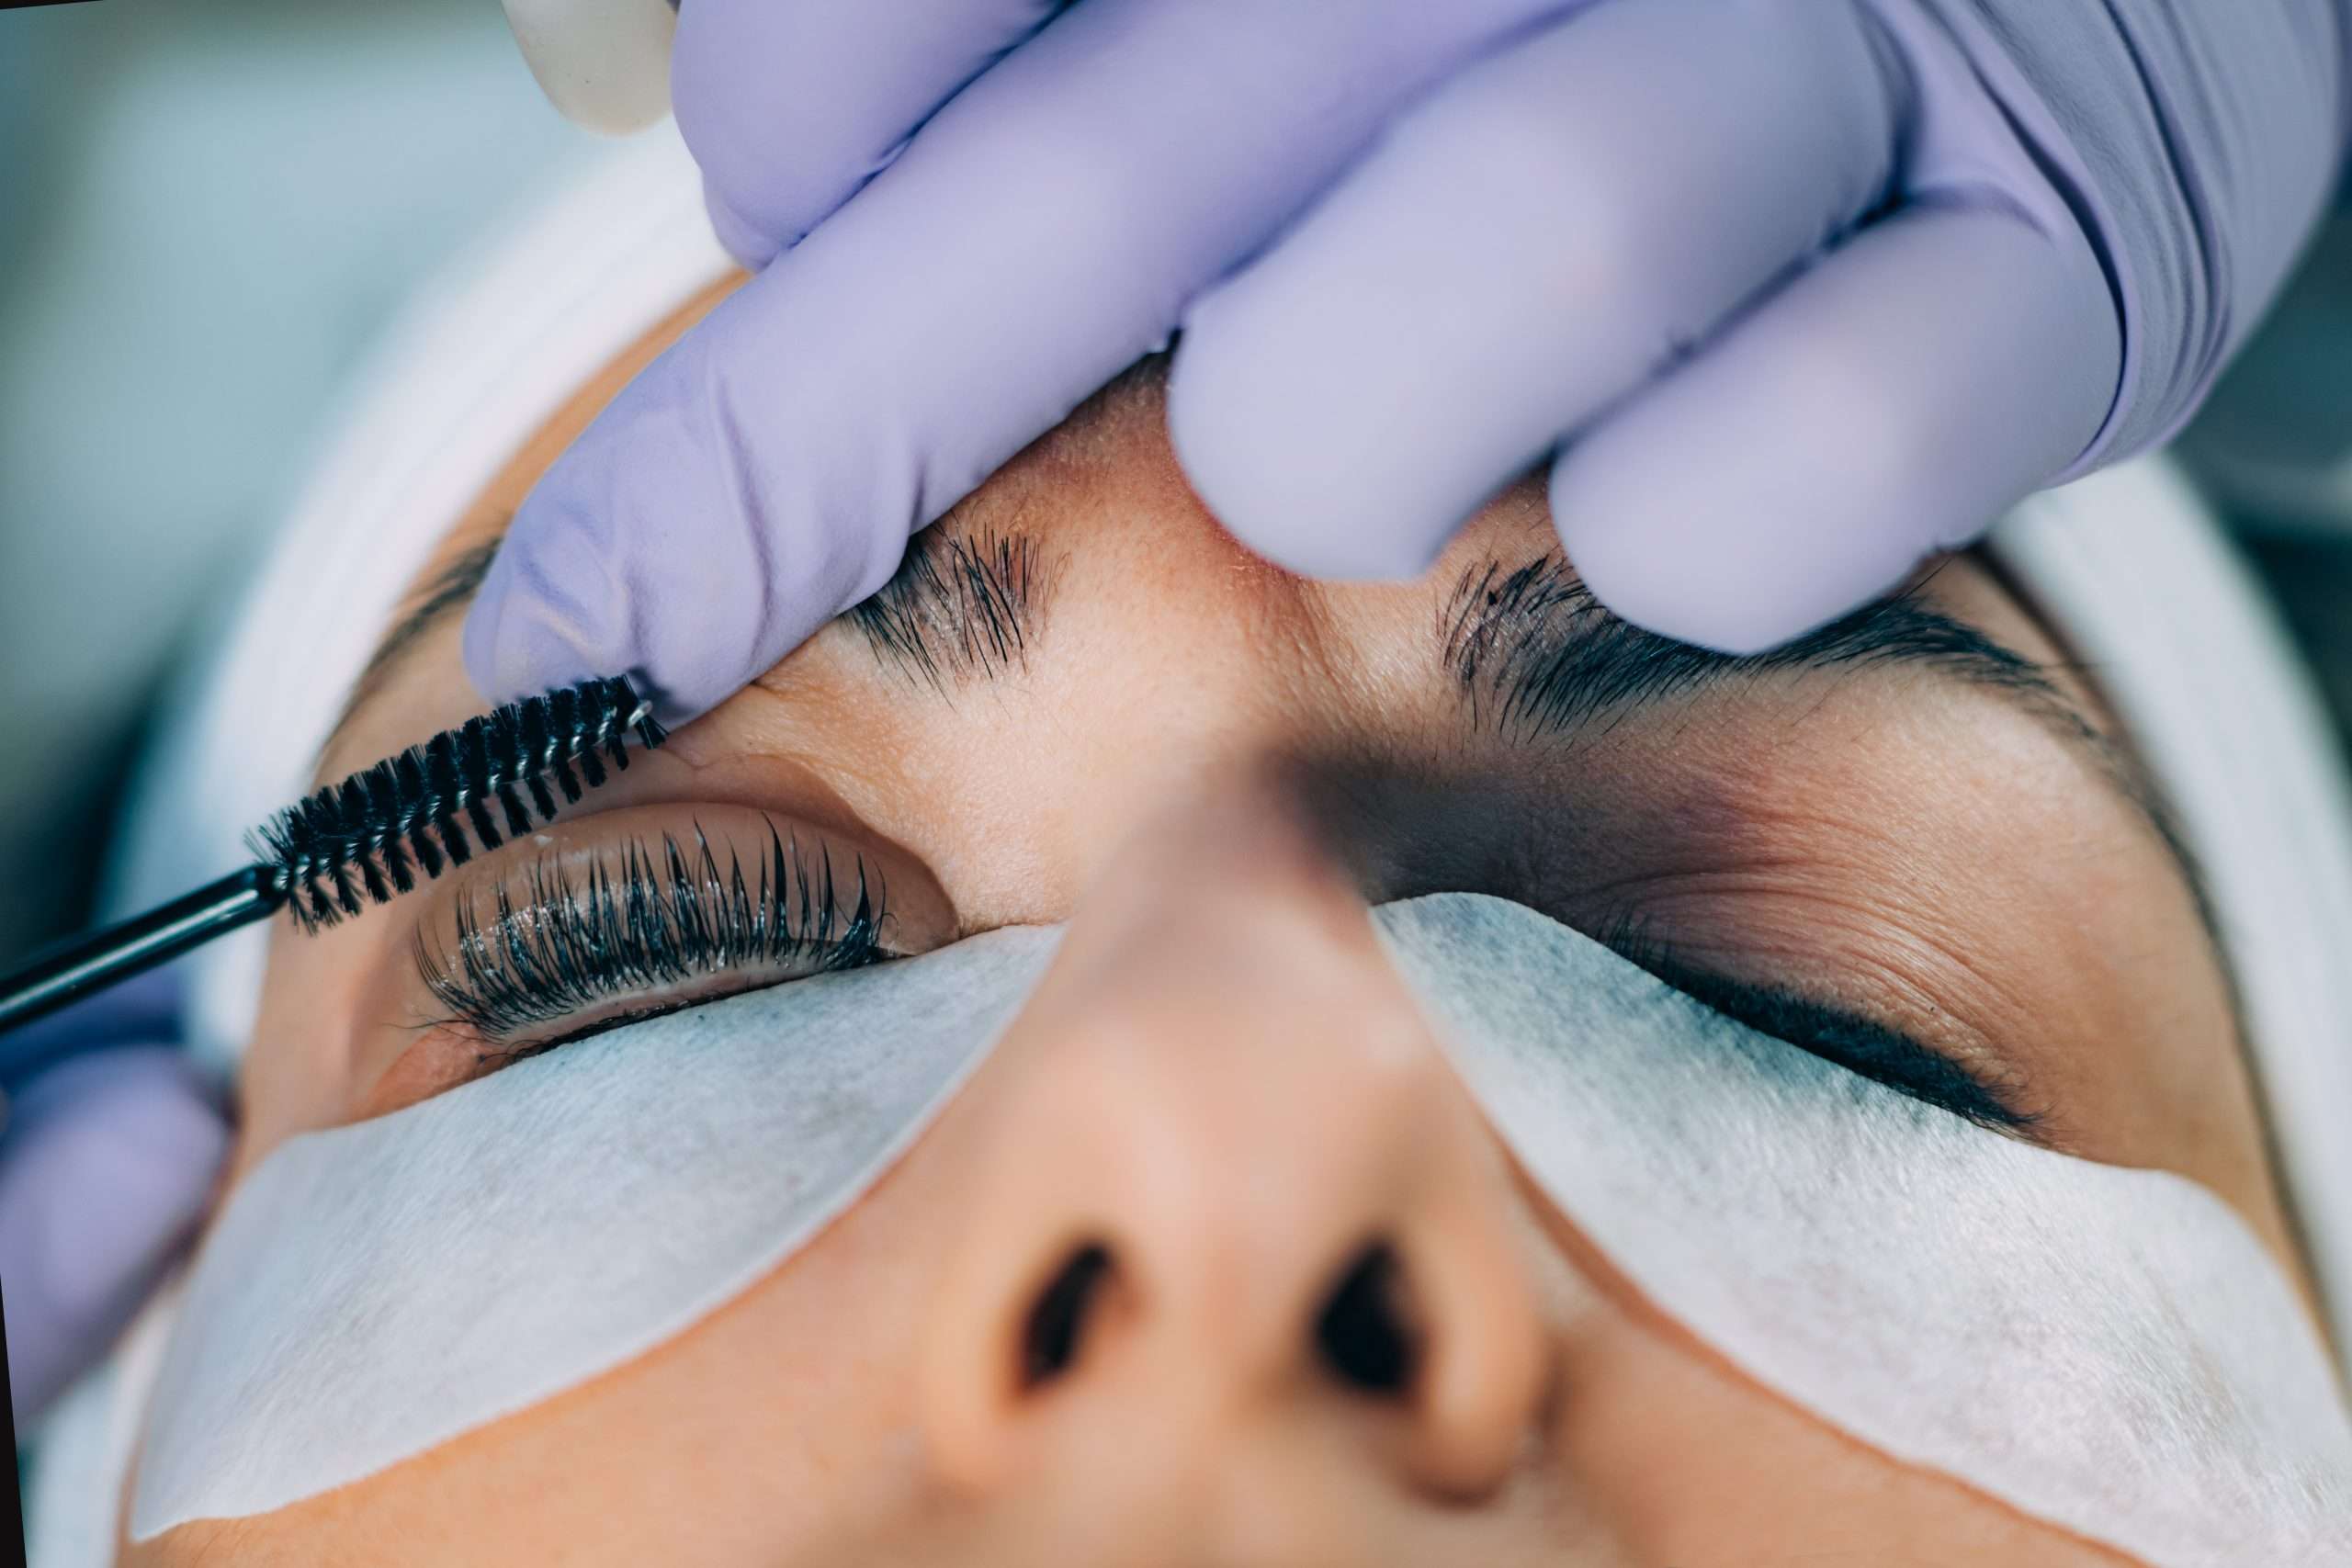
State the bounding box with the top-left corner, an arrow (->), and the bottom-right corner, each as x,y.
702,178 -> 784,272
458,541 -> 537,706
0,1050 -> 229,1425
463,546 -> 734,729
1219,500 -> 1455,583
458,527 -> 623,711
4,1050 -> 230,1314
1552,479 -> 1913,660
1169,379 -> 1453,584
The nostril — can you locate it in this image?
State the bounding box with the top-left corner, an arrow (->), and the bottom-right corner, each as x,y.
1315,1243 -> 1419,1396
1021,1242 -> 1116,1388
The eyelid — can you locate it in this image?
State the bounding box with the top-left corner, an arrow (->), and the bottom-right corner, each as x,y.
1589,918 -> 2041,1135
414,816 -> 888,1044
360,801 -> 956,1114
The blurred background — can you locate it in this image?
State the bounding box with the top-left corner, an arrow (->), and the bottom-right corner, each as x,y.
0,0 -> 597,963
0,0 -> 2347,967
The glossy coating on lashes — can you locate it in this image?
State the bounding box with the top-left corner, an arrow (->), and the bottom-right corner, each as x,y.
414,821 -> 885,1043
253,675 -> 668,934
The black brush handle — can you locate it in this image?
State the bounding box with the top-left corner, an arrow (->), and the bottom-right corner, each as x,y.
0,866 -> 283,1043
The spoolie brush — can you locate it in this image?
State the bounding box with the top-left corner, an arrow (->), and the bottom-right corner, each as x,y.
0,676 -> 666,1044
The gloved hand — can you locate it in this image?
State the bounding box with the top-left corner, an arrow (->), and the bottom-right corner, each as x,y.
468,0 -> 2350,722
0,977 -> 229,1427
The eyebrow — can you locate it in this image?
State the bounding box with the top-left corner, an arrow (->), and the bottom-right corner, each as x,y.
328,515 -> 1057,763
336,514 -> 1048,748
1441,553 -> 2201,888
847,524 -> 1057,690
1449,553 -> 2064,737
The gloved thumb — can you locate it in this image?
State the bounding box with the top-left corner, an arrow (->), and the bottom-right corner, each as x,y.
0,1048 -> 230,1427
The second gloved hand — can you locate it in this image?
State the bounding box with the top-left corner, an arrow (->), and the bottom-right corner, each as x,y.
2,1045 -> 227,1427
466,0 -> 2348,722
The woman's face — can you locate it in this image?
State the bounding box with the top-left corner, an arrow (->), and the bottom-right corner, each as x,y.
133,287 -> 2310,1565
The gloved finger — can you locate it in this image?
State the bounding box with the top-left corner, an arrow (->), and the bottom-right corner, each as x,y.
468,0 -> 1564,719
1552,199 -> 2120,654
0,1047 -> 230,1425
1168,0 -> 1899,582
676,0 -> 1066,268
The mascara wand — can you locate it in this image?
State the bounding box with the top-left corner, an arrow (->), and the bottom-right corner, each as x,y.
0,676 -> 667,1048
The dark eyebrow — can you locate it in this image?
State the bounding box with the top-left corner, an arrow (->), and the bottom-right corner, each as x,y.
1445,553 -> 2065,738
323,511 -> 1055,767
1441,553 -> 2201,896
846,523 -> 1058,691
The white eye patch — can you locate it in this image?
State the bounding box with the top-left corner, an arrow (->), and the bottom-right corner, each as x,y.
132,897 -> 2350,1564
1375,896 -> 2351,1568
131,929 -> 1061,1538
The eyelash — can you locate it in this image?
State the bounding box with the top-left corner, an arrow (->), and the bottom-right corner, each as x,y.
413,821 -> 888,1055
1589,909 -> 2038,1134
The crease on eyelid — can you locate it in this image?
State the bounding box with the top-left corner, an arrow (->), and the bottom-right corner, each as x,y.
1441,550 -> 2238,1062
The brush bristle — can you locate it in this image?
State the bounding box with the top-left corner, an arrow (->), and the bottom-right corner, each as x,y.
251,676 -> 667,932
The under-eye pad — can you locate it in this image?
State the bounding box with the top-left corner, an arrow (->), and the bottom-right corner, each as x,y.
1376,894 -> 2351,1568
131,928 -> 1061,1538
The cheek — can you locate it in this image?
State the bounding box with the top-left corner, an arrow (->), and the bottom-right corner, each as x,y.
591,1193 -> 940,1506
1552,1311 -> 2119,1565
184,1149 -> 959,1567
1520,1201 -> 2120,1568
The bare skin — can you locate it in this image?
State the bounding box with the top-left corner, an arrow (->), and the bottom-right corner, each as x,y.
124,280 -> 2312,1565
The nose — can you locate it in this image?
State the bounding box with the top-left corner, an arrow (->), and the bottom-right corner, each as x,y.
918,773 -> 1552,1512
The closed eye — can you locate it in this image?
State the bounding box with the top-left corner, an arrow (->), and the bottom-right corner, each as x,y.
1593,919 -> 2042,1135
412,815 -> 891,1061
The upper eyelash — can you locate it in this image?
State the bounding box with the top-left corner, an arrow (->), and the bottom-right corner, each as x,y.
413,819 -> 886,1043
1589,907 -> 2039,1134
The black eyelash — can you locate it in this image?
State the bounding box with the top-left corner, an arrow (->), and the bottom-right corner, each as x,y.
1591,908 -> 2040,1134
414,820 -> 886,1047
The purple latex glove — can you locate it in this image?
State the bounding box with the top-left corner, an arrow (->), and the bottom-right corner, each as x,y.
468,0 -> 2351,721
1,995 -> 229,1426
